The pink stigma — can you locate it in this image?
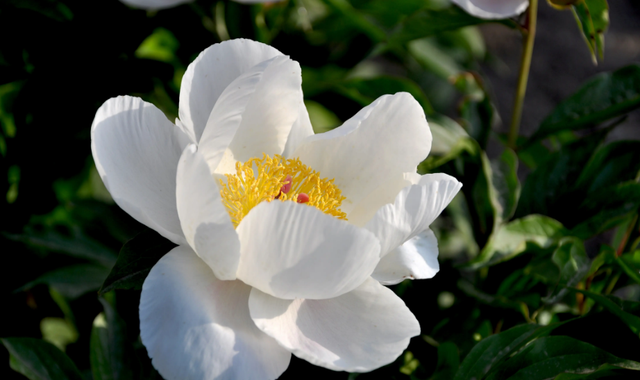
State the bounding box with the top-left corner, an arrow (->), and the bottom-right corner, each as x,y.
297,193 -> 310,204
280,175 -> 292,194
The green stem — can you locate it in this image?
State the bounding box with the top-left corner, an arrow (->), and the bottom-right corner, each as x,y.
507,0 -> 538,149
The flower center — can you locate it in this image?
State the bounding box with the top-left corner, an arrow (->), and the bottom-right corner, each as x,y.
219,154 -> 347,228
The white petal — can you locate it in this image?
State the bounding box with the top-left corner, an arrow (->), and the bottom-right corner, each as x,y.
249,277 -> 420,372
282,102 -> 315,158
366,173 -> 462,257
452,0 -> 529,19
120,0 -> 190,10
198,55 -> 304,174
176,145 -> 240,280
179,39 -> 282,143
347,172 -> 420,227
235,201 -> 381,300
293,93 -> 432,216
140,246 -> 291,380
372,229 -> 439,285
91,96 -> 191,246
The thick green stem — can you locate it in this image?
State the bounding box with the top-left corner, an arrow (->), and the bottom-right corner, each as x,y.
508,0 -> 538,149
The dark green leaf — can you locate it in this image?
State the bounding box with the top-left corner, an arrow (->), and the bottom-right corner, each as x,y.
99,228 -> 176,294
432,342 -> 460,380
90,298 -> 134,380
568,289 -> 640,335
464,215 -> 566,269
4,227 -> 117,266
490,149 -> 520,220
337,76 -> 434,114
531,65 -> 640,142
576,141 -> 640,194
571,0 -> 609,63
485,336 -> 640,380
454,324 -> 557,380
544,238 -> 590,304
1,337 -> 82,380
19,263 -> 111,299
555,364 -> 640,379
570,181 -> 640,239
388,6 -> 512,47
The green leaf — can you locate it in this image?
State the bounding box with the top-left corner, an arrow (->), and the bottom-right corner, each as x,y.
4,227 -> 117,266
567,289 -> 640,335
337,76 -> 433,114
571,0 -> 609,64
486,336 -> 640,380
554,364 -> 640,379
1,337 -> 83,380
515,128 -> 610,219
454,324 -> 557,380
570,181 -> 640,239
432,342 -> 460,380
544,238 -> 590,304
490,149 -> 520,220
305,100 -> 341,134
90,298 -> 134,380
388,6 -> 512,47
99,228 -> 176,294
135,28 -> 179,64
40,318 -> 78,352
576,141 -> 640,194
464,215 -> 566,269
429,114 -> 470,156
531,65 -> 640,142
20,263 -> 111,299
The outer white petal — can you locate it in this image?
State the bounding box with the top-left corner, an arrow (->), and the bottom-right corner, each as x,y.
235,201 -> 381,300
281,102 -> 314,158
372,229 -> 439,285
293,93 -> 432,216
179,39 -> 282,143
366,173 -> 462,257
91,96 -> 191,246
176,145 -> 240,280
120,0 -> 191,10
198,55 -> 303,174
249,277 -> 420,372
452,0 -> 529,19
140,246 -> 291,380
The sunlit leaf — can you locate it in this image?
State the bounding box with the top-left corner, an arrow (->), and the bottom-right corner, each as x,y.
544,238 -> 590,304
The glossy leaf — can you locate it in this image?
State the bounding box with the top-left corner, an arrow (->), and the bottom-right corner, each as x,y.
464,215 -> 566,269
1,337 -> 83,380
571,0 -> 609,63
490,149 -> 520,221
454,324 -> 558,380
554,364 -> 640,379
544,238 -> 590,304
485,336 -> 640,380
90,298 -> 134,380
531,65 -> 640,142
99,228 -> 176,294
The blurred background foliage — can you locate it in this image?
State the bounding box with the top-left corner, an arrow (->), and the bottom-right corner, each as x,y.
1,0 -> 640,379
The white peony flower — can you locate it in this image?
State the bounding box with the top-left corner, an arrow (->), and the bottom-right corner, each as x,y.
451,0 -> 529,19
120,0 -> 278,11
91,38 -> 462,379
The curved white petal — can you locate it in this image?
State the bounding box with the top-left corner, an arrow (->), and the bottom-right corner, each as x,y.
347,172 -> 421,227
140,246 -> 291,380
176,145 -> 240,280
452,0 -> 529,19
372,229 -> 439,285
249,277 -> 420,372
282,102 -> 314,158
366,173 -> 462,257
235,201 -> 381,300
179,39 -> 282,143
91,96 -> 191,246
120,0 -> 191,10
293,93 -> 432,216
198,55 -> 304,174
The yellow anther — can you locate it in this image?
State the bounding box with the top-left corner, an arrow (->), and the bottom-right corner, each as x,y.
219,154 -> 347,228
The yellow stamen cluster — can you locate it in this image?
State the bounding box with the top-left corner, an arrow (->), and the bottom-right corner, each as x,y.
219,154 -> 347,228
